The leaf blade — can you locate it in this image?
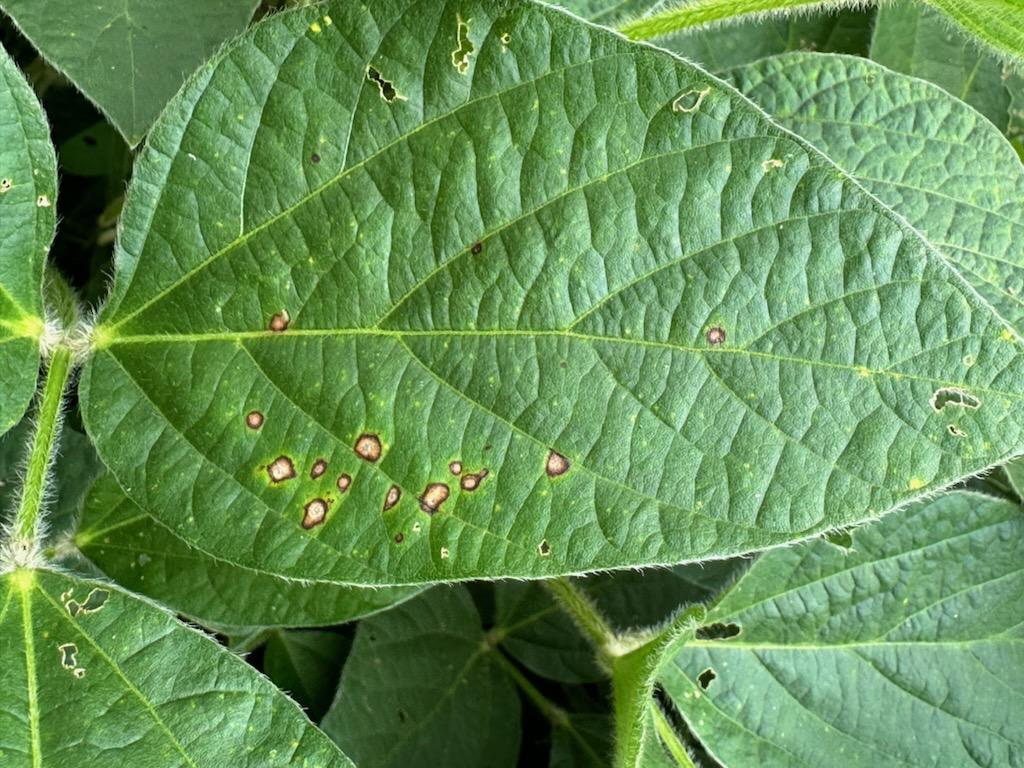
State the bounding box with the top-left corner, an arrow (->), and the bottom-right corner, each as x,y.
0,43 -> 52,436
81,0 -> 1024,585
0,568 -> 354,767
658,491 -> 1024,766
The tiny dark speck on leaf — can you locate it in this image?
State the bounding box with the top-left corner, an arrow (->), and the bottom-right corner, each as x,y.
311,152 -> 321,164
706,326 -> 726,345
471,241 -> 483,255
394,532 -> 404,544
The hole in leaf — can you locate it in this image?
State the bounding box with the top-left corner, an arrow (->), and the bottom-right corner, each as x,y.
825,530 -> 853,549
451,16 -> 475,74
672,87 -> 710,113
367,66 -> 398,102
538,539 -> 551,556
697,668 -> 716,689
58,643 -> 78,668
66,588 -> 109,616
695,622 -> 740,641
929,387 -> 980,412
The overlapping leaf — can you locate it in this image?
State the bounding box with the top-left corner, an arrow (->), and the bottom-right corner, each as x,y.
0,568 -> 353,767
730,53 -> 1024,333
321,586 -> 521,768
0,43 -> 52,437
76,474 -> 421,631
657,491 -> 1024,766
80,0 -> 1024,586
0,0 -> 260,145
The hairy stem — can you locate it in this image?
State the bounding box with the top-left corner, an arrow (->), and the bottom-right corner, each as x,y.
651,704 -> 697,767
545,577 -> 617,659
12,347 -> 72,544
619,0 -> 866,40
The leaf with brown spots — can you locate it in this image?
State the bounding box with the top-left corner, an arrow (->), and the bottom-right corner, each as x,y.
81,0 -> 1024,587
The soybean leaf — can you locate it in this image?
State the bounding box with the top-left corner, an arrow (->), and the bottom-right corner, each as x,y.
561,0 -> 875,72
657,491 -> 1024,766
870,3 -> 1013,131
923,0 -> 1024,67
730,53 -> 1024,334
80,0 -> 1024,587
75,474 -> 422,631
321,586 -> 521,768
0,0 -> 261,145
550,713 -> 613,767
0,568 -> 353,767
264,629 -> 349,721
0,43 -> 52,437
497,562 -> 739,683
1004,456 -> 1024,501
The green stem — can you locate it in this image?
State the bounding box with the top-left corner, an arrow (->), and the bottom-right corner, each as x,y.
545,577 -> 616,658
13,347 -> 72,544
611,605 -> 706,768
619,0 -> 864,41
492,648 -> 568,726
651,705 -> 696,768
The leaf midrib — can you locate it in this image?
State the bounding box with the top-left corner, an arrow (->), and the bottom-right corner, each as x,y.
100,327 -> 1024,403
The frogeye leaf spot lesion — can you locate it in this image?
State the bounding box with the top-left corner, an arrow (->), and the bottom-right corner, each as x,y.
448,461 -> 462,475
268,309 -> 290,332
310,458 -> 328,479
337,473 -> 352,492
460,468 -> 488,491
354,433 -> 382,462
383,484 -> 401,511
419,483 -> 450,514
301,498 -> 329,529
267,456 -> 297,484
545,451 -> 569,478
245,410 -> 264,430
706,326 -> 726,345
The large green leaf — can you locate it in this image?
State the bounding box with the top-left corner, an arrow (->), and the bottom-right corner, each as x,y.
0,43 -> 52,437
76,474 -> 422,631
657,491 -> 1024,766
870,3 -> 1014,132
321,586 -> 521,768
0,0 -> 260,145
80,0 -> 1024,586
0,568 -> 353,767
264,629 -> 350,721
924,0 -> 1024,66
730,52 -> 1024,334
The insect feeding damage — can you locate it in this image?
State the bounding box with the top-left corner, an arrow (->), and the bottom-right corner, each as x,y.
546,451 -> 569,478
58,642 -> 86,678
673,86 -> 711,113
419,483 -> 450,514
267,456 -> 297,483
355,433 -> 382,462
367,66 -> 401,103
302,498 -> 330,529
0,178 -> 11,193
929,387 -> 981,412
451,16 -> 475,74
65,588 -> 109,617
538,539 -> 551,556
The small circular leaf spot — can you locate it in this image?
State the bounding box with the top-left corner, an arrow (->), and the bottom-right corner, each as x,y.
706,326 -> 726,345
245,410 -> 264,430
